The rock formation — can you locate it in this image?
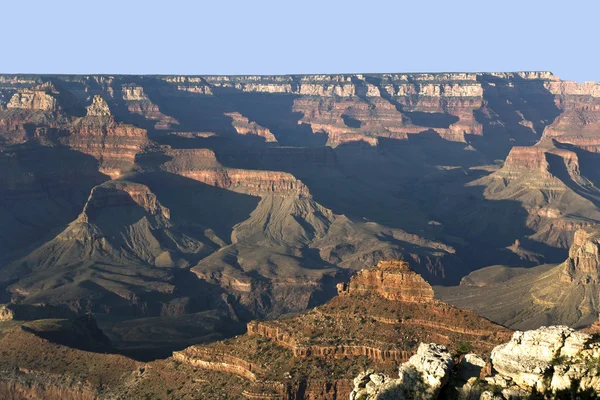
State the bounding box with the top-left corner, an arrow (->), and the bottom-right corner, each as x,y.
563,227 -> 600,282
225,112 -> 277,142
486,326 -> 600,397
350,343 -> 454,400
464,140 -> 599,251
6,82 -> 60,112
120,83 -> 179,130
438,226 -> 600,329
173,260 -> 509,399
86,95 -> 111,117
0,180 -> 218,316
2,72 -> 600,391
337,260 -> 435,302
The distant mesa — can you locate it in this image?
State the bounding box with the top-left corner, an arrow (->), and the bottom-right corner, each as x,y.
6,82 -> 60,112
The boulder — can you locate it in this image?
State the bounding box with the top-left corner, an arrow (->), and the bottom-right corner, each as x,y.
489,325 -> 600,394
350,343 -> 454,400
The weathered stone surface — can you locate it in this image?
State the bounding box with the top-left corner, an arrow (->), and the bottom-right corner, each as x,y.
350,343 -> 454,400
6,82 -> 59,112
563,227 -> 600,283
337,260 -> 435,302
86,95 -> 111,117
459,353 -> 487,381
0,304 -> 14,321
225,112 -> 278,142
488,325 -> 600,394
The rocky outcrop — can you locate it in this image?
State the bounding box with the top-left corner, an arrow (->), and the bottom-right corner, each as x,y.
6,82 -> 59,112
225,112 -> 277,142
487,326 -> 600,395
67,112 -> 148,178
465,140 -> 600,251
541,79 -> 600,152
337,260 -> 435,302
350,343 -> 454,400
86,95 -> 111,117
562,227 -> 600,283
246,321 -> 410,362
0,304 -> 14,321
120,84 -> 179,130
80,181 -> 171,222
486,144 -> 582,190
173,346 -> 265,381
176,168 -> 311,197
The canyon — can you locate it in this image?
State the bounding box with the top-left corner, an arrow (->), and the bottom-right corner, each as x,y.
1,71 -> 600,398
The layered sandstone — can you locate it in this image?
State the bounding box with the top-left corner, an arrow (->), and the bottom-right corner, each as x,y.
562,227 -> 600,283
465,139 -> 600,251
80,181 -> 171,222
225,112 -> 277,142
176,168 -> 311,197
67,103 -> 149,177
542,79 -> 600,152
487,144 -> 582,189
337,260 -> 435,302
120,84 -> 179,130
6,82 -> 59,112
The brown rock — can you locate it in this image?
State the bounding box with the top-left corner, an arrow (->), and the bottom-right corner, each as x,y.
562,228 -> 600,283
225,112 -> 277,142
337,260 -> 435,302
86,95 -> 111,117
7,82 -> 59,112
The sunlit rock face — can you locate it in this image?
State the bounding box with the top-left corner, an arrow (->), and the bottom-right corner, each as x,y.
563,227 -> 600,283
350,343 -> 454,400
337,260 -> 435,302
488,326 -> 600,395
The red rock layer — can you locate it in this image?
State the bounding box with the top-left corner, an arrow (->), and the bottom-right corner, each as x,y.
489,144 -> 581,190
542,80 -> 600,152
176,168 -> 310,197
246,321 -> 410,362
67,116 -> 148,178
173,347 -> 266,382
336,260 -> 435,302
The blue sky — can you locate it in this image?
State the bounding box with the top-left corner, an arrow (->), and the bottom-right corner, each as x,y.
3,0 -> 597,82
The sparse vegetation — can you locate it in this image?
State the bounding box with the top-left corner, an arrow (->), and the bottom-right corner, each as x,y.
456,341 -> 473,356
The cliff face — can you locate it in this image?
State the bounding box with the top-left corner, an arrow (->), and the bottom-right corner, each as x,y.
463,139 -> 600,251
563,227 -> 600,283
6,82 -> 59,112
67,96 -> 149,178
542,80 -> 600,152
337,260 -> 434,302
